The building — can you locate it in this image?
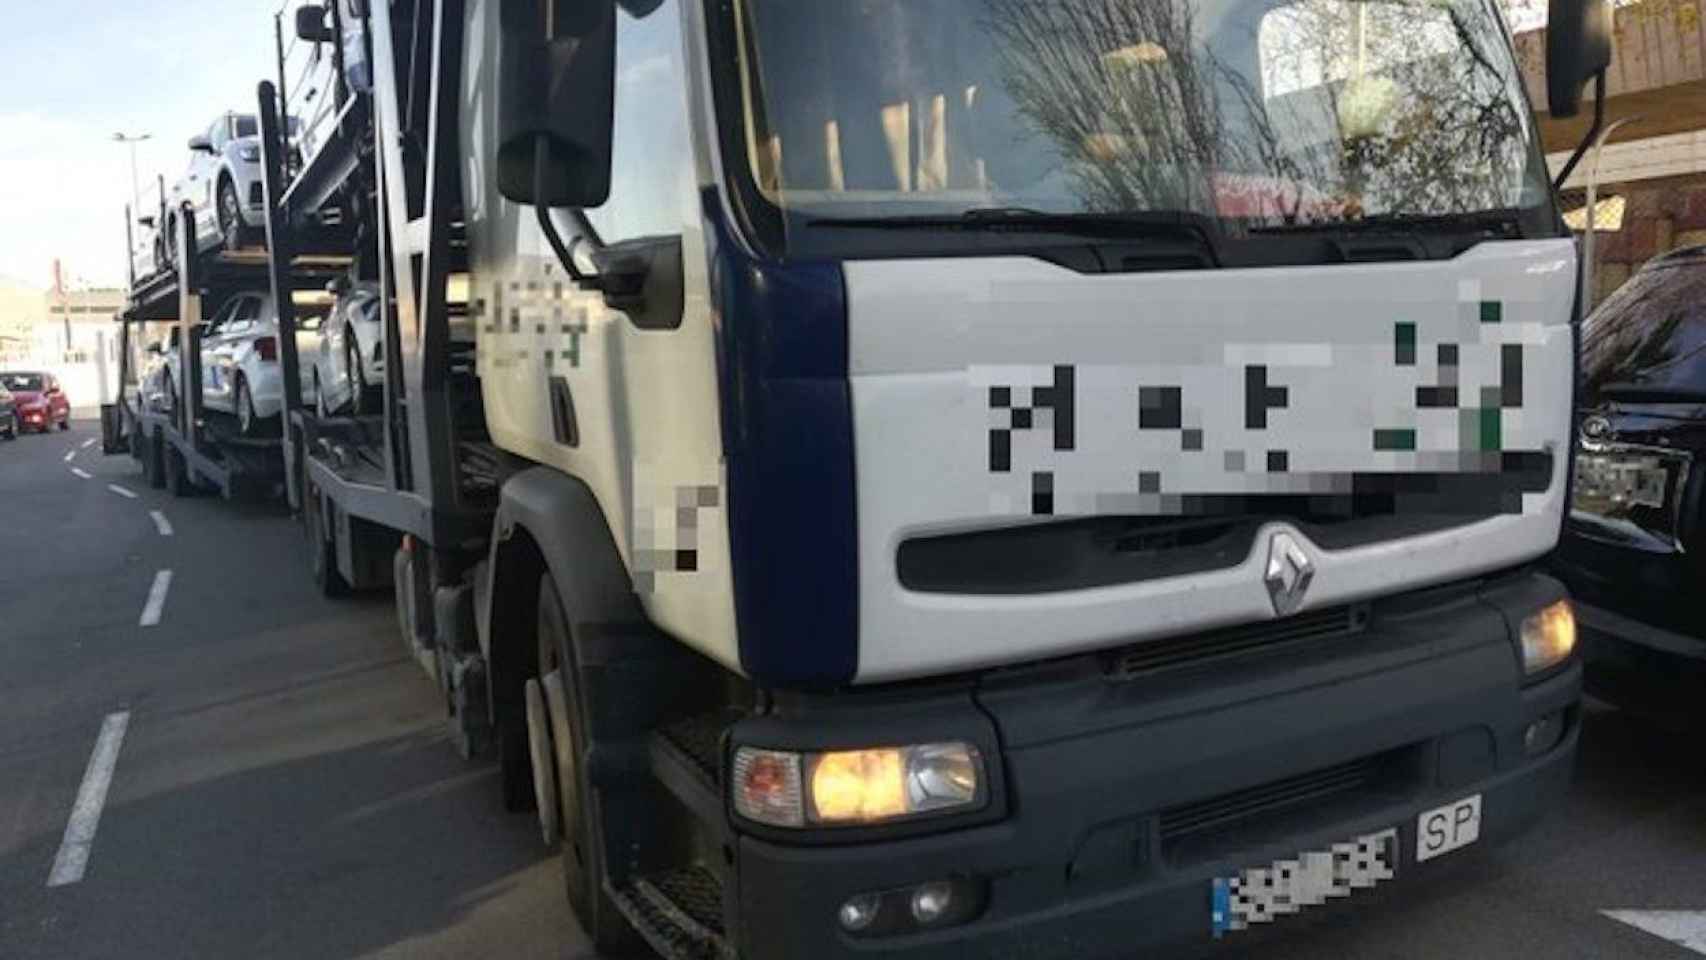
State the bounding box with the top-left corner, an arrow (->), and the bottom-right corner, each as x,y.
0,281 -> 125,414
1516,1 -> 1706,303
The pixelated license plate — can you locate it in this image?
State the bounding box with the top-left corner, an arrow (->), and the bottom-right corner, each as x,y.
1210,828 -> 1398,937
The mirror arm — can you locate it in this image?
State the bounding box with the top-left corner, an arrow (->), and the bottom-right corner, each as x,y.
1552,72 -> 1605,192
532,138 -> 604,291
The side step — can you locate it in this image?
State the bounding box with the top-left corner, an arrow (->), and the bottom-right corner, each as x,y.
610,866 -> 732,960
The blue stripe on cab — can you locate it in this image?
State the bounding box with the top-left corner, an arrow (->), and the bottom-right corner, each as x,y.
703,193 -> 860,688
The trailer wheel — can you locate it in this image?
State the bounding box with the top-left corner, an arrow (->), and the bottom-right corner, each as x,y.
535,574 -> 641,953
143,429 -> 166,490
304,478 -> 348,597
163,440 -> 192,497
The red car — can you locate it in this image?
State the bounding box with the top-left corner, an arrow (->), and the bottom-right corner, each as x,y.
0,371 -> 71,433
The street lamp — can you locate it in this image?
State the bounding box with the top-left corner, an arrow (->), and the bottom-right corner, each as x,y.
111,131 -> 152,222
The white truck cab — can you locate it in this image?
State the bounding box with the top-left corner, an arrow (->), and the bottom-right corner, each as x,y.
279,0 -> 1610,955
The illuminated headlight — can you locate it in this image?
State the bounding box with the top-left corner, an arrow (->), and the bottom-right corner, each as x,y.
238,144 -> 262,163
1519,600 -> 1576,676
732,742 -> 984,828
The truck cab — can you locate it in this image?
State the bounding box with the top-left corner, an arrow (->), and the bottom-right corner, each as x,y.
277,0 -> 1605,956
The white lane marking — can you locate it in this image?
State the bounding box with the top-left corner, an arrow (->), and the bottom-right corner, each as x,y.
70,467 -> 92,480
149,510 -> 174,537
1604,911 -> 1706,955
46,711 -> 132,888
107,484 -> 138,500
139,570 -> 173,627
63,450 -> 76,462
81,438 -> 96,449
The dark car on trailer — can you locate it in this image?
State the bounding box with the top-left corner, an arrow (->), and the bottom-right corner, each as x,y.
1552,246 -> 1706,724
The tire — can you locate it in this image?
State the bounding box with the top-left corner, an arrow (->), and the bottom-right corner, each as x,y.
218,178 -> 247,253
314,370 -> 329,420
57,417 -> 69,431
534,574 -> 641,954
161,369 -> 178,416
346,336 -> 368,416
303,476 -> 348,597
164,215 -> 179,266
235,375 -> 259,436
143,429 -> 166,490
163,439 -> 191,497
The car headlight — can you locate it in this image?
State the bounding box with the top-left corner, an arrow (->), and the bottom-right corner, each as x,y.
732,742 -> 985,828
1573,449 -> 1674,512
238,144 -> 262,163
1519,600 -> 1576,676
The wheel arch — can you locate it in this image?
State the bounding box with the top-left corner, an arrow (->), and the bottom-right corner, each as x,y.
481,466 -> 697,736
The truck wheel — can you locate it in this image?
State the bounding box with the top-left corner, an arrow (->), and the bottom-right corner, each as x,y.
535,574 -> 641,953
163,440 -> 191,497
143,429 -> 166,490
304,478 -> 348,597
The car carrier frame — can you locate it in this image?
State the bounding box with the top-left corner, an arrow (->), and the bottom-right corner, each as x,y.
105,210 -> 346,501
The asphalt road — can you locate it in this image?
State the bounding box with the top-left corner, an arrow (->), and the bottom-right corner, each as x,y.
0,423 -> 1701,960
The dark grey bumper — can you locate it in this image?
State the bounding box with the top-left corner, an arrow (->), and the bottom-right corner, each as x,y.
731,571 -> 1580,960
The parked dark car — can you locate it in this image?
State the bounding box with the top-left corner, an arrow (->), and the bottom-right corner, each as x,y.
0,371 -> 71,433
0,382 -> 16,439
1552,245 -> 1706,724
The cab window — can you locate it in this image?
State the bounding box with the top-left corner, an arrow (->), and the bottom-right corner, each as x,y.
582,0 -> 693,245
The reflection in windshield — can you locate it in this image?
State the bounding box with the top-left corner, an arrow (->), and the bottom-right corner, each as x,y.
734,0 -> 1547,231
1,373 -> 44,392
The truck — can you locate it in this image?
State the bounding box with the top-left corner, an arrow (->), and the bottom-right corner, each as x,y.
257,0 -> 1611,956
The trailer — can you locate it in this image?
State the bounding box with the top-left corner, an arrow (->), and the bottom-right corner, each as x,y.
258,2 -> 1612,958
106,198 -> 352,502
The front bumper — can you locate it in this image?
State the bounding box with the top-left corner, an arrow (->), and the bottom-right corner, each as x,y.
730,571 -> 1579,960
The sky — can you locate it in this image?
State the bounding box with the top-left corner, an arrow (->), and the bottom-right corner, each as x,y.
0,1 -> 284,291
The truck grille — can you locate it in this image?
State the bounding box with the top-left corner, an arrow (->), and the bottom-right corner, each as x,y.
1106,605 -> 1367,680
1160,750 -> 1398,849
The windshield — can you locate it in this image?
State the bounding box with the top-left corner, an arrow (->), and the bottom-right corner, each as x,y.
1,372 -> 44,392
728,0 -> 1549,245
233,114 -> 258,138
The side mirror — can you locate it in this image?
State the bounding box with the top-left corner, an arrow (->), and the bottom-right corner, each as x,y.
495,0 -> 616,208
296,4 -> 335,43
1547,0 -> 1613,118
188,135 -> 214,153
138,215 -> 157,229
147,342 -> 164,355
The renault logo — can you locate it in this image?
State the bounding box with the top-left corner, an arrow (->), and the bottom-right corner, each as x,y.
1264,532 -> 1315,616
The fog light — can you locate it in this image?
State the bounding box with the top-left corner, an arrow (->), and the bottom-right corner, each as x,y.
1519,600 -> 1576,676
1524,711 -> 1565,757
910,881 -> 954,924
838,893 -> 881,932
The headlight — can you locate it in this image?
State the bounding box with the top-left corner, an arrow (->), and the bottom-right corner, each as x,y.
238,144 -> 262,163
1573,450 -> 1672,512
1519,600 -> 1576,676
732,742 -> 985,828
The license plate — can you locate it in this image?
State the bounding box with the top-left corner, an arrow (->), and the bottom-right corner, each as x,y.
1415,793 -> 1482,863
1211,828 -> 1397,937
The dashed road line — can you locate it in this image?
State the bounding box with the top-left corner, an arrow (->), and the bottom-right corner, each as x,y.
81,438 -> 95,449
1604,912 -> 1706,955
70,467 -> 92,479
149,510 -> 174,537
139,570 -> 173,627
107,484 -> 138,500
63,450 -> 76,462
46,711 -> 131,888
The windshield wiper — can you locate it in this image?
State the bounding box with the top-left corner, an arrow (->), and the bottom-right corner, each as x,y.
808,207 -> 1221,263
1250,207 -> 1527,237
1594,382 -> 1706,403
